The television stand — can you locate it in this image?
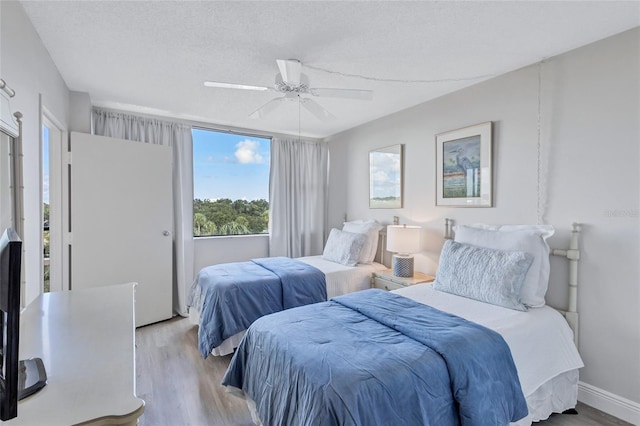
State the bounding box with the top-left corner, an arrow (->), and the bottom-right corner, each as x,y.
3,283 -> 144,425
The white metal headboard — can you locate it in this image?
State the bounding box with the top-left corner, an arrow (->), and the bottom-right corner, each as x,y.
374,216 -> 400,267
551,223 -> 581,347
443,218 -> 581,346
375,229 -> 389,267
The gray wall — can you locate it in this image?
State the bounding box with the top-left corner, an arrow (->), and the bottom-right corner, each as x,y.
1,1 -> 70,305
327,28 -> 639,414
69,91 -> 92,133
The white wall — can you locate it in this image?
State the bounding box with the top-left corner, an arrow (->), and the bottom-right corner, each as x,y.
69,91 -> 92,133
327,28 -> 639,420
1,1 -> 70,305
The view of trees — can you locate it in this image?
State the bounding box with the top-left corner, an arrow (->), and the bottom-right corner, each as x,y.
43,202 -> 50,292
193,198 -> 269,237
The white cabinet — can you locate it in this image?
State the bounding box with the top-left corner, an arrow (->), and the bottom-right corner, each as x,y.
7,284 -> 144,425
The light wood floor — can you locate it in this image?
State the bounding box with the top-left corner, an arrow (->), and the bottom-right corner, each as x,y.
135,317 -> 632,426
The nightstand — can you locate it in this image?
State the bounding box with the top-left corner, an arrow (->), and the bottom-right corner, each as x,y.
372,269 -> 435,291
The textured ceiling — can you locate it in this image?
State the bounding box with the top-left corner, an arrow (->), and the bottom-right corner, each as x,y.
20,1 -> 640,138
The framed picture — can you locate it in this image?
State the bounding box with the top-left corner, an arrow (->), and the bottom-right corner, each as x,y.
436,122 -> 492,207
369,144 -> 403,209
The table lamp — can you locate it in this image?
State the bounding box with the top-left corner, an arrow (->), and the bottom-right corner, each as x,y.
386,225 -> 421,278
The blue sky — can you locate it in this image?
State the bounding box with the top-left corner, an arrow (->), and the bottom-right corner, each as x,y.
192,128 -> 270,201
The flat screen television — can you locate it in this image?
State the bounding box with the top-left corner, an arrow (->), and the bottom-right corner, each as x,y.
0,228 -> 46,420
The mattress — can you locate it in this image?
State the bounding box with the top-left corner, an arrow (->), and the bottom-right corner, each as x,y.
394,284 -> 584,423
189,255 -> 386,356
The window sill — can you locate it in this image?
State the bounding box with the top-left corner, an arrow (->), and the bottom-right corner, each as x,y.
193,233 -> 269,241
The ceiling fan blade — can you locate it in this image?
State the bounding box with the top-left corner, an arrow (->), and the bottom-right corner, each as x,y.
309,88 -> 373,101
301,98 -> 335,121
276,59 -> 302,86
204,81 -> 272,92
249,97 -> 285,119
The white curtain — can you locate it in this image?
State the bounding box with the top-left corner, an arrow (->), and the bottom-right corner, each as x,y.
269,138 -> 329,258
92,108 -> 193,316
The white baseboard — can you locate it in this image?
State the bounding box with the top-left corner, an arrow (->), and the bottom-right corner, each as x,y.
579,381 -> 640,425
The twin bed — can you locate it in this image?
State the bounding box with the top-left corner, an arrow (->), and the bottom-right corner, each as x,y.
188,220 -> 386,356
189,219 -> 584,425
188,255 -> 386,356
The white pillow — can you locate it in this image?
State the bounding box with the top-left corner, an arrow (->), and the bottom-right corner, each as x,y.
322,228 -> 367,267
453,224 -> 554,308
342,220 -> 383,264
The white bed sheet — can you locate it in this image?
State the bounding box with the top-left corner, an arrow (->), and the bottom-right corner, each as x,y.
394,284 -> 584,423
394,284 -> 584,398
189,256 -> 386,356
297,255 -> 386,298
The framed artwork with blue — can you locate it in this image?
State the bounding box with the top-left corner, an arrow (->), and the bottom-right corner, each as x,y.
436,122 -> 492,207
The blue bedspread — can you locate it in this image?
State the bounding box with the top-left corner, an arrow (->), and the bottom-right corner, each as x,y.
222,289 -> 528,426
190,257 -> 326,358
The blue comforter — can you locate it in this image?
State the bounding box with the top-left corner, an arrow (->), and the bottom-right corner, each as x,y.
222,289 -> 528,426
190,257 -> 326,358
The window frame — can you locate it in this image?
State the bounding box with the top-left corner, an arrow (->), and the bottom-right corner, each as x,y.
191,126 -> 272,238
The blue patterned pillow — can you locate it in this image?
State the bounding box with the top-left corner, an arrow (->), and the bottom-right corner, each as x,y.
434,240 -> 534,311
322,228 -> 367,267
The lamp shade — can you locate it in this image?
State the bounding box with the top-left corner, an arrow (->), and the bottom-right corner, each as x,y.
386,225 -> 421,255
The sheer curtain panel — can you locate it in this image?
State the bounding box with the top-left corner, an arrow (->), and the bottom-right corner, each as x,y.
269,138 -> 328,258
92,108 -> 194,316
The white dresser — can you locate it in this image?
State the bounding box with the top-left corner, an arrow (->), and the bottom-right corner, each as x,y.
4,283 -> 145,425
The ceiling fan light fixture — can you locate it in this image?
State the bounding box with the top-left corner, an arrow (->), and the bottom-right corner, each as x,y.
204,58 -> 373,122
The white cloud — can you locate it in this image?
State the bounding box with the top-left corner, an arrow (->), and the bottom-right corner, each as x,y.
235,139 -> 264,164
370,152 -> 401,198
43,175 -> 50,204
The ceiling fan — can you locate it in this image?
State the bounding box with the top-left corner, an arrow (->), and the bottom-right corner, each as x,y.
204,59 -> 373,121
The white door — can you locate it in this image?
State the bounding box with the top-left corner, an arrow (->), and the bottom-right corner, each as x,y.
70,132 -> 172,326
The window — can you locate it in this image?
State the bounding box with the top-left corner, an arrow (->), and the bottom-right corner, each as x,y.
192,128 -> 270,237
41,112 -> 63,293
42,125 -> 50,292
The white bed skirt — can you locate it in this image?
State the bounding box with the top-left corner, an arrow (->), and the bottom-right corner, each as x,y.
234,368 -> 580,426
513,369 -> 579,425
188,307 -> 245,357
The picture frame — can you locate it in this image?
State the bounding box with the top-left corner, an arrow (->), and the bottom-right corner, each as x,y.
369,144 -> 403,209
436,122 -> 492,207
